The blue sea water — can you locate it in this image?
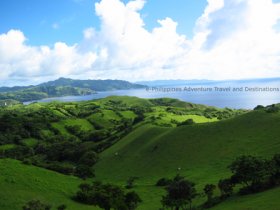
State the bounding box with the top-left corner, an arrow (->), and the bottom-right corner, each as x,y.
24,81 -> 280,109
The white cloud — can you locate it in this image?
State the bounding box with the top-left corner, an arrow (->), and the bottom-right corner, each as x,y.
90,0 -> 189,78
183,0 -> 280,79
1,0 -> 280,84
0,30 -> 97,84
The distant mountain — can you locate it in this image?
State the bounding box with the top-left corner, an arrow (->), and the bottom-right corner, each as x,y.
0,78 -> 146,102
39,77 -> 145,91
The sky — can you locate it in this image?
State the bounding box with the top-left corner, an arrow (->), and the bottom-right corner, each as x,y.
0,0 -> 280,86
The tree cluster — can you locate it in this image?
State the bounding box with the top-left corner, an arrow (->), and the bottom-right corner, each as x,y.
74,181 -> 142,210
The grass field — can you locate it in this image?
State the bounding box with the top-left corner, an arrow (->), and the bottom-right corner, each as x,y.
0,159 -> 99,210
0,97 -> 279,210
94,110 -> 280,209
211,187 -> 280,210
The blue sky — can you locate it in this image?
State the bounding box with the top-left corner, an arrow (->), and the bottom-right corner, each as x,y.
1,0 -> 280,85
0,0 -> 207,45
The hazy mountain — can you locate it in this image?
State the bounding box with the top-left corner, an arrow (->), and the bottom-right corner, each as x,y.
0,78 -> 146,102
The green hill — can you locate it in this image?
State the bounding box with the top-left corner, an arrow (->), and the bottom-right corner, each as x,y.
211,187 -> 280,210
0,159 -> 99,210
0,96 -> 279,210
94,110 -> 280,209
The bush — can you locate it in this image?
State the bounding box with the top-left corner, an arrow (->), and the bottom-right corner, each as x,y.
125,176 -> 139,189
75,165 -> 95,179
57,204 -> 67,210
229,155 -> 271,193
78,151 -> 98,167
45,162 -> 75,175
254,105 -> 265,110
74,182 -> 142,210
218,179 -> 234,199
22,200 -> 51,210
156,178 -> 172,187
161,175 -> 197,210
266,105 -> 280,113
178,119 -> 195,126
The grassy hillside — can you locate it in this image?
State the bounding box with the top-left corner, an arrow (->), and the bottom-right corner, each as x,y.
0,96 -> 278,210
0,159 -> 99,210
94,110 -> 280,209
211,187 -> 280,210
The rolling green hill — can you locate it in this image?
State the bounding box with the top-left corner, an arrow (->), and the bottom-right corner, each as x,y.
0,96 -> 279,210
94,110 -> 280,209
0,159 -> 99,210
211,187 -> 280,210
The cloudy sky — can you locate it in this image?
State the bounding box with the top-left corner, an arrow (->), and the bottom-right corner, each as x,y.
1,0 -> 280,86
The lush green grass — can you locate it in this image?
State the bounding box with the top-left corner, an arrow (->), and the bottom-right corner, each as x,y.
0,96 -> 279,210
146,106 -> 218,126
0,159 -> 99,210
52,119 -> 94,136
87,109 -> 123,128
120,110 -> 137,119
51,122 -> 71,136
62,119 -> 94,131
211,187 -> 280,210
96,96 -> 154,108
95,110 -> 280,209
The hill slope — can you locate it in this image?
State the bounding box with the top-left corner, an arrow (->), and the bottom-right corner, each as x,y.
0,159 -> 99,210
211,187 -> 280,210
0,97 -> 278,210
94,110 -> 280,209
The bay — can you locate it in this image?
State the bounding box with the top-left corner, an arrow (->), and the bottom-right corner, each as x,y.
24,80 -> 280,109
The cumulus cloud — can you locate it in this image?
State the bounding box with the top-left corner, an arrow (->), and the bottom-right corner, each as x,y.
182,0 -> 280,79
0,30 -> 97,84
1,0 -> 280,84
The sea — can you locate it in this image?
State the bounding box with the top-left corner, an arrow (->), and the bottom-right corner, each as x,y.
24,80 -> 280,109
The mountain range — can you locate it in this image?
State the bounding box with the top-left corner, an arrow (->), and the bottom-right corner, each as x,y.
0,78 -> 146,102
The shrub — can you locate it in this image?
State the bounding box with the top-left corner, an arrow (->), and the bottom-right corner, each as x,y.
161,175 -> 197,210
156,178 -> 172,187
74,182 -> 141,210
126,176 -> 139,189
75,165 -> 95,179
22,200 -> 51,210
57,204 -> 67,210
218,179 -> 234,199
178,119 -> 195,126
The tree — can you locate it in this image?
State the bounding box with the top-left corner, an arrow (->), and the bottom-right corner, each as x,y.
203,184 -> 216,203
126,177 -> 139,189
178,119 -> 195,126
22,200 -> 51,210
266,105 -> 280,113
270,154 -> 280,185
156,178 -> 172,187
57,204 -> 67,210
75,165 -> 95,179
74,181 -> 141,210
218,179 -> 234,199
229,155 -> 270,188
125,192 -> 142,210
254,105 -> 265,110
79,151 -> 98,167
161,176 -> 197,210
